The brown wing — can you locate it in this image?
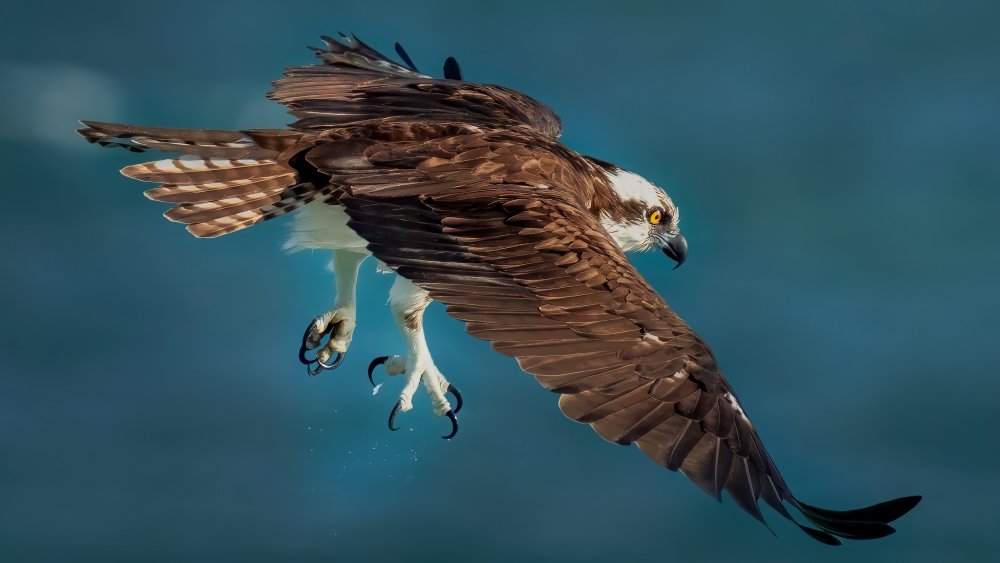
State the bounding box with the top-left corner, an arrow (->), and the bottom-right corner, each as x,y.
269,33 -> 563,137
299,126 -> 919,544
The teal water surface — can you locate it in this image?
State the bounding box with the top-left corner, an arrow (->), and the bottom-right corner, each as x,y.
1,1 -> 997,561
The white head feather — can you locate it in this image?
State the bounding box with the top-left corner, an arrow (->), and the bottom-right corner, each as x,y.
600,169 -> 680,252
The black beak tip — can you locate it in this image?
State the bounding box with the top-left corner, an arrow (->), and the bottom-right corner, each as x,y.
663,235 -> 688,269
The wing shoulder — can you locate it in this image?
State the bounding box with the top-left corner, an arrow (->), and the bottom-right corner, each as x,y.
328,118 -> 918,545
269,34 -> 562,137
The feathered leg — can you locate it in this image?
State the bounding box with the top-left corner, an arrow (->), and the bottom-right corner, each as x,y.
300,250 -> 367,375
369,276 -> 461,439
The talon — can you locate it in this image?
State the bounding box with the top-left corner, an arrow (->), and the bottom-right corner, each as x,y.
306,350 -> 344,376
442,409 -> 458,440
317,351 -> 345,370
368,356 -> 390,387
447,384 -> 463,414
298,323 -> 317,365
388,401 -> 402,431
298,320 -> 336,365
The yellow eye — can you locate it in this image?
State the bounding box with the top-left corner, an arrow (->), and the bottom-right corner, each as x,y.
648,209 -> 663,225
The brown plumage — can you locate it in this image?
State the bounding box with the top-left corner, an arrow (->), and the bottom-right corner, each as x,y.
77,32 -> 919,545
273,35 -> 562,137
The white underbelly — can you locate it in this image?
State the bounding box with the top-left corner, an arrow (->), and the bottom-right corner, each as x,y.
283,201 -> 370,253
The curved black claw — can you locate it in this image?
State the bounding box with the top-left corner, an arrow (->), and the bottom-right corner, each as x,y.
368,356 -> 390,387
447,384 -> 463,414
388,401 -> 402,431
298,323 -> 319,365
317,351 -> 346,370
442,409 -> 459,440
298,320 -> 336,365
306,351 -> 345,376
299,319 -> 347,376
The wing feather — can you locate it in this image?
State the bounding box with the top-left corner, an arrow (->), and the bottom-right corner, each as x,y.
307,123 -> 919,543
270,34 -> 562,137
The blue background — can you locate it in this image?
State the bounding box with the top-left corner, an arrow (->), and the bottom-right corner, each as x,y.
2,1 -> 997,561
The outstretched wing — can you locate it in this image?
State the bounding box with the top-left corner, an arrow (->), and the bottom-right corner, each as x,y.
300,125 -> 919,545
269,33 -> 563,137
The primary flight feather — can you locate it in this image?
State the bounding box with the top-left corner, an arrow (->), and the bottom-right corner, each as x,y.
78,33 -> 920,544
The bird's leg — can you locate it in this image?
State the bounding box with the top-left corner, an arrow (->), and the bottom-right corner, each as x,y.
370,275 -> 461,439
299,249 -> 367,376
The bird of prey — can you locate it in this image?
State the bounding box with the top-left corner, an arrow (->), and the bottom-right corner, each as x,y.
79,33 -> 920,544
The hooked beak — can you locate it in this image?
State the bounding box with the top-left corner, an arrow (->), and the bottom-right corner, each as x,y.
660,233 -> 688,269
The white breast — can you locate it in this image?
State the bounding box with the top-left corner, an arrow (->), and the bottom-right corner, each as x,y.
283,201 -> 370,253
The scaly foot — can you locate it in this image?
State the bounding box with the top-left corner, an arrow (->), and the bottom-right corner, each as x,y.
298,308 -> 356,376
368,354 -> 462,439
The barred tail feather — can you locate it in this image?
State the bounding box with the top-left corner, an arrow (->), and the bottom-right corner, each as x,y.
187,185 -> 333,238
80,120 -> 263,157
121,157 -> 290,184
78,120 -> 318,238
125,156 -> 302,239
144,174 -> 296,204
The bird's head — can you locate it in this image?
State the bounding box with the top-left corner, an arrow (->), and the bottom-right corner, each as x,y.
590,159 -> 687,268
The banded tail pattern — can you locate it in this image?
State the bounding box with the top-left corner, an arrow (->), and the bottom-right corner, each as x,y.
78,121 -> 326,238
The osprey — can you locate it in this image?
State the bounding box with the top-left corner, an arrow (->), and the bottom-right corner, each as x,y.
79,33 -> 919,544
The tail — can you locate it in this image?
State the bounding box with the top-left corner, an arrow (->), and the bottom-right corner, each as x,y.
78,120 -> 327,238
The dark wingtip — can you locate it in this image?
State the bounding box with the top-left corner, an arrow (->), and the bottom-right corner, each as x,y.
443,56 -> 462,80
798,495 -> 922,525
877,495 -> 922,522
792,494 -> 920,543
394,42 -> 419,72
798,524 -> 842,546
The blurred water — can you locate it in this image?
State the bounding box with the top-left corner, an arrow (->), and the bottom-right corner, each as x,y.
1,1 -> 998,561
